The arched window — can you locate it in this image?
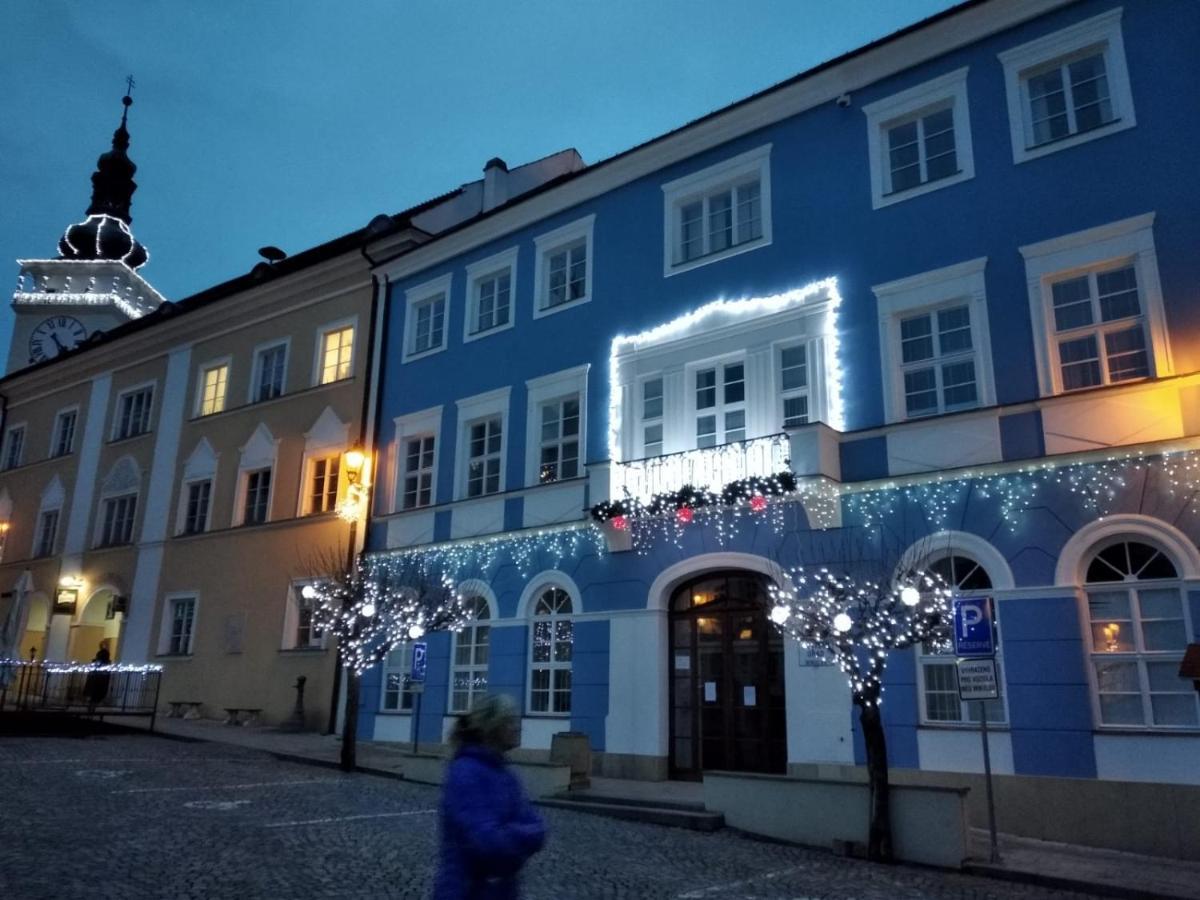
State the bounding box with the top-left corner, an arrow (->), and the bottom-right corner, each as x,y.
450,595 -> 491,713
529,587 -> 573,715
1084,539 -> 1198,728
917,552 -> 1007,726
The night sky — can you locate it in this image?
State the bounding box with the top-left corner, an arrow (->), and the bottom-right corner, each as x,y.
2,0 -> 956,353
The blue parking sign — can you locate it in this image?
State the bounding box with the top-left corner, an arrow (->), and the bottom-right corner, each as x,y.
952,597 -> 995,657
410,641 -> 428,683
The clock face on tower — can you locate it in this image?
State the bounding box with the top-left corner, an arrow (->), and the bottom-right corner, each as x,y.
29,316 -> 88,363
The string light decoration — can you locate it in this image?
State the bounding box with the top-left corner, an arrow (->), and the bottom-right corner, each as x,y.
767,564 -> 951,863
0,659 -> 163,675
307,555 -> 476,675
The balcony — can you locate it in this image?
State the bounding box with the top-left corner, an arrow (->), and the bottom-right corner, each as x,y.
608,433 -> 794,504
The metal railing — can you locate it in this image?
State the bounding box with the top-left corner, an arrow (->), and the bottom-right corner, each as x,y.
0,660 -> 162,729
611,432 -> 791,503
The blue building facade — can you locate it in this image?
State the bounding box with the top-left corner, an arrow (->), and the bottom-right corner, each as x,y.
360,0 -> 1200,785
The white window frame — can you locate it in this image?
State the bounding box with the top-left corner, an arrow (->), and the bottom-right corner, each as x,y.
464,247 -> 518,343
314,317 -> 357,386
301,453 -> 341,516
688,356 -> 748,449
234,426 -> 278,527
194,357 -> 231,417
112,382 -> 155,441
524,365 -> 589,487
158,593 -> 199,657
873,257 -> 995,424
638,375 -> 665,458
453,387 -> 510,500
381,638 -> 417,711
1081,537 -> 1199,731
240,467 -> 273,526
250,338 -> 290,404
282,581 -> 326,651
526,585 -> 575,717
998,7 -> 1135,165
392,406 -> 442,513
96,492 -> 138,547
1019,213 -> 1169,398
863,67 -> 974,209
51,407 -> 78,458
179,478 -> 213,536
449,586 -> 496,713
661,144 -> 772,277
533,215 -> 595,319
403,274 -> 452,362
34,506 -> 60,558
777,341 -> 816,429
3,424 -> 26,470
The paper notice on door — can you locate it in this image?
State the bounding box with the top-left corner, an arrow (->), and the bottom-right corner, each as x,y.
703,681 -> 717,702
743,686 -> 757,707
674,654 -> 691,671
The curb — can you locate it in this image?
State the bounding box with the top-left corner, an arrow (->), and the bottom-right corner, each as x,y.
963,863 -> 1182,900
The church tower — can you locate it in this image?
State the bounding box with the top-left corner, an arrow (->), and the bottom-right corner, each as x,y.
8,87 -> 166,373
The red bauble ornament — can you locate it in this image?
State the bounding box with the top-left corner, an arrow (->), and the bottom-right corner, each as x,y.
611,515 -> 629,531
676,506 -> 694,524
750,495 -> 767,512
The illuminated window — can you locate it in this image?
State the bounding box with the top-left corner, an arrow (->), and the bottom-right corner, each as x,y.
319,327 -> 354,384
307,455 -> 340,514
450,596 -> 490,713
534,216 -> 594,317
1084,539 -> 1197,728
998,8 -> 1135,164
662,145 -> 771,275
529,587 -> 573,715
198,363 -> 229,416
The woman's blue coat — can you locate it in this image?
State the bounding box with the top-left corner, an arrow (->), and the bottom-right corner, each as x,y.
433,744 -> 546,900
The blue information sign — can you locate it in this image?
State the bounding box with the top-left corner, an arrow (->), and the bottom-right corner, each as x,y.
952,597 -> 995,657
410,641 -> 428,683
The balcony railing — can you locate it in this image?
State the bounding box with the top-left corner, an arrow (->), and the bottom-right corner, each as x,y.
0,660 -> 162,727
611,433 -> 791,503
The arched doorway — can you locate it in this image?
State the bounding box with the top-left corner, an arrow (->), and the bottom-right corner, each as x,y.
67,589 -> 122,662
669,571 -> 785,779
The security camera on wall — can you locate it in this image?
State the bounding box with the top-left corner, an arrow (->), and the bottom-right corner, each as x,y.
836,93 -> 852,108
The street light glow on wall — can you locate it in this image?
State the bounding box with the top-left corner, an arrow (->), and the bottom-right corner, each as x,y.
337,447 -> 372,522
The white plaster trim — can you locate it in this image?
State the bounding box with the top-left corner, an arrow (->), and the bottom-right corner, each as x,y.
515,570 -> 584,619
646,552 -> 786,612
873,256 -> 994,423
402,274 -> 452,362
1054,513 -> 1200,585
997,7 -> 1135,164
661,144 -> 773,276
524,364 -> 590,488
532,215 -> 595,319
897,529 -> 1016,590
862,67 -> 974,209
454,578 -> 499,620
463,246 -> 519,344
1018,213 -> 1169,397
391,405 -> 443,514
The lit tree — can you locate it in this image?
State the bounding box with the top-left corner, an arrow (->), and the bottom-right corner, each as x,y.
767,563 -> 951,862
306,549 -> 474,771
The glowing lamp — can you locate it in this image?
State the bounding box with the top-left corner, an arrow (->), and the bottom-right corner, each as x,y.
833,613 -> 853,633
770,605 -> 790,625
749,495 -> 767,513
900,586 -> 920,607
408,624 -> 425,640
301,584 -> 318,601
343,449 -> 366,473
611,515 -> 629,531
676,506 -> 694,524
361,602 -> 376,618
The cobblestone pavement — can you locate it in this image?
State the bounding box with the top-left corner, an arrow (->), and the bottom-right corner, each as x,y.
0,734 -> 1100,900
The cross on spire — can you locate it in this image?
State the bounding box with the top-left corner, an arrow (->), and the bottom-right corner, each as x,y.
125,74 -> 135,96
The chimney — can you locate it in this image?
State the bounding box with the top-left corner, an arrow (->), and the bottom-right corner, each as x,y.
482,157 -> 508,212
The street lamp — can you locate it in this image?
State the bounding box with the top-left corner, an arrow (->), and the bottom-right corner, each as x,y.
337,447 -> 371,522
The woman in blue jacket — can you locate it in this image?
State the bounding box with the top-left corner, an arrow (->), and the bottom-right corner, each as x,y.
433,694 -> 546,900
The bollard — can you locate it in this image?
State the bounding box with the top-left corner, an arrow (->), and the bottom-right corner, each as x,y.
280,676 -> 307,732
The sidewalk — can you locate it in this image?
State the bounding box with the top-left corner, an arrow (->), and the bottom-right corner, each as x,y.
126,717 -> 1198,899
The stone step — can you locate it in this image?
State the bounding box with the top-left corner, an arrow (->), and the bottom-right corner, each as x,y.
551,791 -> 707,813
537,797 -> 724,832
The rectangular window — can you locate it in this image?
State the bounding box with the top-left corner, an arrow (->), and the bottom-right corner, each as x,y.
115,387 -> 153,440
538,397 -> 580,484
642,378 -> 664,457
168,597 -> 196,655
402,436 -> 435,510
695,362 -> 745,448
99,494 -> 137,546
319,326 -> 354,384
779,345 -> 809,428
1050,264 -> 1148,391
295,590 -> 322,650
243,468 -> 272,525
413,296 -> 445,355
3,427 -> 25,470
1025,51 -> 1113,148
308,456 -> 340,514
198,363 -> 229,416
545,242 -> 587,309
920,658 -> 1007,725
677,179 -> 761,265
451,611 -> 490,713
886,106 -> 956,194
35,509 -> 59,557
183,480 -> 212,535
899,305 -> 978,417
472,271 -> 511,335
382,643 -> 416,711
254,343 -> 287,403
467,418 -> 502,498
52,411 -> 76,457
